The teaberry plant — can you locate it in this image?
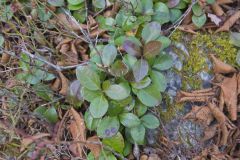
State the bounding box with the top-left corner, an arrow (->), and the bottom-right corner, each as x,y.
74,22 -> 173,156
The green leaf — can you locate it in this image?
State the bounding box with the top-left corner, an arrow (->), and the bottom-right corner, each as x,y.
133,59 -> 149,82
150,71 -> 167,92
108,101 -> 124,116
153,2 -> 170,25
123,140 -> 132,156
68,3 -> 84,10
167,0 -> 180,8
192,14 -> 207,28
48,0 -> 65,6
141,22 -> 161,43
109,60 -> 129,77
175,0 -> 187,9
136,84 -> 162,107
73,9 -> 86,23
67,0 -> 84,5
0,34 -> 4,47
141,0 -> 154,15
123,54 -> 138,69
25,74 -> 41,85
76,65 -> 101,91
143,41 -> 162,59
103,132 -> 125,153
119,113 -> 141,128
192,3 -> 203,17
102,44 -> 117,66
38,6 -> 52,21
130,124 -> 145,144
33,83 -> 53,101
131,77 -> 151,89
0,5 -> 13,22
43,106 -> 58,123
87,152 -> 95,160
170,9 -> 182,23
90,95 -> 108,118
230,32 -> 240,47
84,110 -> 100,131
135,101 -> 147,117
141,114 -> 160,129
153,54 -> 173,70
93,0 -> 106,8
123,40 -> 142,57
81,87 -> 102,102
97,116 -> 120,138
157,36 -> 171,50
104,83 -> 130,100
34,106 -> 47,117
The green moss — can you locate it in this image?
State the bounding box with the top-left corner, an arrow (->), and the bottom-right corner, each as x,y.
159,94 -> 184,122
170,30 -> 238,90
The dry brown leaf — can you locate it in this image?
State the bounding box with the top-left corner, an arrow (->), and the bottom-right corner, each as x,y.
58,72 -> 69,95
51,78 -> 61,91
1,53 -> 11,64
215,11 -> 240,33
184,106 -> 214,126
237,73 -> 240,95
208,101 -> 226,124
211,2 -> 224,16
86,136 -> 102,159
182,11 -> 193,25
210,54 -> 237,74
220,74 -> 238,121
20,133 -> 50,152
202,124 -> 218,141
56,13 -> 85,31
178,24 -> 197,34
68,108 -> 86,158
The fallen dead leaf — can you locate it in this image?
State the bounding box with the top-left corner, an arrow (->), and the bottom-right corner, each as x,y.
58,71 -> 69,96
216,11 -> 240,33
20,133 -> 50,152
202,124 -> 218,141
210,54 -> 237,74
211,2 -> 224,16
220,74 -> 238,121
68,108 -> 86,158
86,136 -> 102,159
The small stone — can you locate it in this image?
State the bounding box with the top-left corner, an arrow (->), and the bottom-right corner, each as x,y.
148,154 -> 161,160
140,155 -> 148,160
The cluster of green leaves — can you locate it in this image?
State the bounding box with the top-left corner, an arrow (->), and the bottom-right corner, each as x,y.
48,0 -> 106,23
74,22 -> 173,157
230,32 -> 240,65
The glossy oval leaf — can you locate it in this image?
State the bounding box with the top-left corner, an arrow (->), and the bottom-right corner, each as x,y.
153,54 -> 173,70
123,40 -> 142,57
141,22 -> 161,43
84,110 -> 100,131
76,65 -> 101,91
130,124 -> 145,145
103,132 -> 125,153
93,0 -> 106,8
81,87 -> 103,102
135,101 -> 148,117
89,95 -> 108,118
119,113 -> 141,128
141,114 -> 160,129
67,0 -> 84,5
97,116 -> 120,138
136,85 -> 162,107
150,71 -> 167,92
192,3 -> 203,17
168,0 -> 180,8
102,44 -> 117,67
43,106 -> 58,123
133,59 -> 149,82
131,76 -> 151,89
143,41 -> 162,59
109,60 -> 129,77
104,83 -> 130,100
153,2 -> 170,25
192,14 -> 207,28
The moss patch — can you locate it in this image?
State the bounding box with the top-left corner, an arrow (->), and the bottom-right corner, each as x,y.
171,30 -> 238,90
